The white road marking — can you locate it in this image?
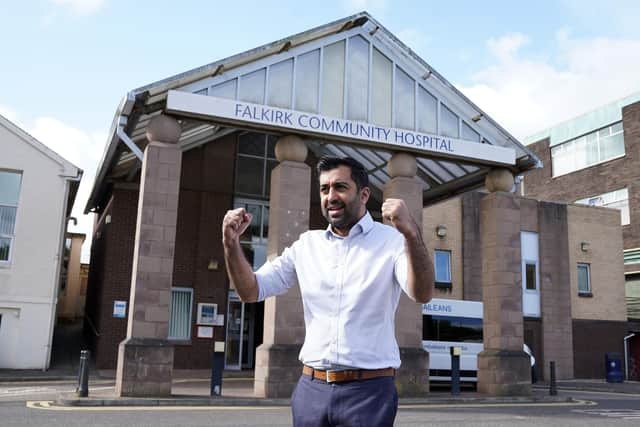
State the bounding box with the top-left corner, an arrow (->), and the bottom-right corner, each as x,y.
25,399 -> 594,412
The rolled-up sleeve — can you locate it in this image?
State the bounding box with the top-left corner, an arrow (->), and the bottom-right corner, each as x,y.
255,244 -> 298,301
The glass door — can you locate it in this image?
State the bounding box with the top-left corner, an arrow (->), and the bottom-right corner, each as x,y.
225,292 -> 244,370
225,291 -> 256,370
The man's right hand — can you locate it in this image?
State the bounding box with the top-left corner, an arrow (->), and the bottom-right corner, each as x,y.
222,208 -> 252,250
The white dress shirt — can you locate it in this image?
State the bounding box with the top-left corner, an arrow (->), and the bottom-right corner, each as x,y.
255,212 -> 409,369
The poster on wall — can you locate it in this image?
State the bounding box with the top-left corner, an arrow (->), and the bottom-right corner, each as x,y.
197,303 -> 218,325
113,301 -> 127,318
197,326 -> 214,338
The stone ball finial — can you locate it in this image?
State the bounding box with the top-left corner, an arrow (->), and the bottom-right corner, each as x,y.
275,135 -> 307,162
146,115 -> 181,144
485,168 -> 515,192
387,152 -> 417,178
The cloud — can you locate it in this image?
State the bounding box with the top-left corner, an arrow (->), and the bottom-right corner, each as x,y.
28,117 -> 106,262
0,105 -> 21,126
458,32 -> 640,140
49,0 -> 106,15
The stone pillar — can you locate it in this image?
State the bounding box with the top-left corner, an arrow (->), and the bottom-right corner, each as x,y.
477,168 -> 531,396
115,115 -> 182,397
383,152 -> 429,396
254,135 -> 309,398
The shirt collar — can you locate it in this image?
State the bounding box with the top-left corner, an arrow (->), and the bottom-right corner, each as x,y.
324,211 -> 374,240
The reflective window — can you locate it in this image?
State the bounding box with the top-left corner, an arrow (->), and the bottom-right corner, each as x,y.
295,49 -> 320,113
577,263 -> 591,295
440,104 -> 459,138
169,287 -> 193,340
0,171 -> 21,263
423,315 -> 482,342
395,66 -> 415,130
434,250 -> 452,285
417,87 -> 437,134
211,79 -> 237,99
346,35 -> 369,121
239,69 -> 266,104
551,121 -> 625,177
371,48 -> 392,127
235,133 -> 278,198
235,199 -> 269,271
267,59 -> 293,108
462,121 -> 481,142
321,40 -> 345,118
575,188 -> 630,225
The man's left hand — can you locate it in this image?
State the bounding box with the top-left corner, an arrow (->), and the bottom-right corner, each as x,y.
382,198 -> 418,238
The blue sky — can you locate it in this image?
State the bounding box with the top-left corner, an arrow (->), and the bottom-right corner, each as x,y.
2,0 -> 640,261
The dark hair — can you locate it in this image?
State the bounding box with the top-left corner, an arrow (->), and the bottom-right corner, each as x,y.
316,156 -> 369,190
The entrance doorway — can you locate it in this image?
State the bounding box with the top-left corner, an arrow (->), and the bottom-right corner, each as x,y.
225,290 -> 256,370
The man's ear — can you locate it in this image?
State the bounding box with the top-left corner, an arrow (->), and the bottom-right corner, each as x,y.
360,186 -> 371,204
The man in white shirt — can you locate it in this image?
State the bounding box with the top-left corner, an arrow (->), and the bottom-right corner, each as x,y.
223,156 -> 434,427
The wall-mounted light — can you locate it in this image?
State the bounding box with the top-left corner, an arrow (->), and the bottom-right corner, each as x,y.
207,259 -> 219,271
580,242 -> 590,252
105,214 -> 112,224
471,113 -> 483,123
436,225 -> 447,238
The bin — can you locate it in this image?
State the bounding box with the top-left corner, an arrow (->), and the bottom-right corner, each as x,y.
605,352 -> 624,383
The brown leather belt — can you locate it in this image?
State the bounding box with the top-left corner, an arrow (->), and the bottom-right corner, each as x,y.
302,365 -> 395,383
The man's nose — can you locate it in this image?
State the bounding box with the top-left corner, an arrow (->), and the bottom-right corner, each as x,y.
327,187 -> 339,202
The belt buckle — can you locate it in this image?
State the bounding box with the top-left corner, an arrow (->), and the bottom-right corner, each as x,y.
325,370 -> 339,383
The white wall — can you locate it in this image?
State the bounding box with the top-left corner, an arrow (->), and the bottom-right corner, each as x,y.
0,121 -> 72,369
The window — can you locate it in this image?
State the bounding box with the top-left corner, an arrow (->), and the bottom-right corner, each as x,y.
235,199 -> 269,271
423,315 -> 482,343
434,250 -> 452,287
525,263 -> 537,290
575,188 -> 630,225
551,121 -> 624,177
235,132 -> 278,198
577,263 -> 591,296
169,287 -> 193,340
0,171 -> 22,263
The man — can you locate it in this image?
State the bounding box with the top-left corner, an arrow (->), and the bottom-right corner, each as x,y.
222,156 -> 434,426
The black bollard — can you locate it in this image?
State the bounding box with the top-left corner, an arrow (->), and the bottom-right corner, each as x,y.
76,350 -> 90,397
210,341 -> 225,396
549,361 -> 557,396
450,346 -> 461,396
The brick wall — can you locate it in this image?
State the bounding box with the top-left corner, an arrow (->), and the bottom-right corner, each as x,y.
567,205 -> 626,321
84,188 -> 138,369
538,201 -> 573,379
572,319 -> 628,378
422,197 -> 464,300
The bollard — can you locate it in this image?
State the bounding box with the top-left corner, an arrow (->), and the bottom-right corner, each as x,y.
450,346 -> 461,396
210,341 -> 225,396
76,350 -> 90,398
549,361 -> 557,396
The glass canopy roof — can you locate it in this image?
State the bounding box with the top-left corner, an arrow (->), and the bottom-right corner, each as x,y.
86,12 -> 540,213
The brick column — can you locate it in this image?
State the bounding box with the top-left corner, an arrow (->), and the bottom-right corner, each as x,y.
115,115 -> 182,397
477,168 -> 531,395
254,135 -> 309,398
383,152 -> 429,396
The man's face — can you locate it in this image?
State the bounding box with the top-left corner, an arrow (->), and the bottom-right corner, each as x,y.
319,165 -> 370,236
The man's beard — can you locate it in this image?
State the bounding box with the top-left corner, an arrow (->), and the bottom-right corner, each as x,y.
322,199 -> 361,231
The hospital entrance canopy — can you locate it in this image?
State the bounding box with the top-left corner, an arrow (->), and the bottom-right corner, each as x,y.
86,12 -> 541,214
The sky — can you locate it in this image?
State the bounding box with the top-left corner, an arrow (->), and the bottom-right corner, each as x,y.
2,0 -> 640,262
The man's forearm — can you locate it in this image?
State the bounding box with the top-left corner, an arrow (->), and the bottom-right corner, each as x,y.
404,227 -> 434,304
224,241 -> 259,302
